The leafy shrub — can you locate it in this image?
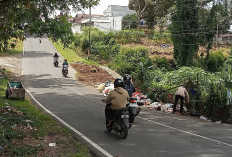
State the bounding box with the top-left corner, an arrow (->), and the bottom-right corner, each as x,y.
109,46 -> 151,74
153,31 -> 172,44
74,28 -> 120,60
115,30 -> 145,44
154,57 -> 174,71
122,13 -> 138,30
206,50 -> 225,72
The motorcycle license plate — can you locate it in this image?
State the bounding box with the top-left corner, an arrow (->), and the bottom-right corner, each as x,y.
121,115 -> 129,118
130,103 -> 138,107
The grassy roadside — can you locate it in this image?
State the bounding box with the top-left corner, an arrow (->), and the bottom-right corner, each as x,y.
0,40 -> 95,156
0,69 -> 93,156
53,42 -> 97,65
0,38 -> 23,57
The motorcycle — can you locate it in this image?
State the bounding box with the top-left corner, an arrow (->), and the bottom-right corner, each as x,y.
105,105 -> 130,139
128,97 -> 141,124
62,65 -> 68,77
53,57 -> 59,67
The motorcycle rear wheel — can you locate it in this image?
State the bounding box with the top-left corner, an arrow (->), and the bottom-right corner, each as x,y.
120,124 -> 128,139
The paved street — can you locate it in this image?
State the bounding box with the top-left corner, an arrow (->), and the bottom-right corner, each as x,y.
22,35 -> 232,157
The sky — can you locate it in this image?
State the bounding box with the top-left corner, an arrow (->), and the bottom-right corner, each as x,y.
75,0 -> 129,15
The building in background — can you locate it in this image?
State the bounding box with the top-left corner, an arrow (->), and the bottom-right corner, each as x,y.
71,5 -> 135,33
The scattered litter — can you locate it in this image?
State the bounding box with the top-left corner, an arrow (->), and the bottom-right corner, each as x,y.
0,146 -> 3,150
49,143 -> 56,147
215,120 -> 222,124
12,124 -> 17,130
4,102 -> 10,106
24,120 -> 33,123
200,116 -> 208,121
47,132 -> 56,136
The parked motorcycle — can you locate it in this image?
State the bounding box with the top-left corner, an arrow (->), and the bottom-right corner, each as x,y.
106,106 -> 130,139
62,65 -> 68,77
128,97 -> 141,124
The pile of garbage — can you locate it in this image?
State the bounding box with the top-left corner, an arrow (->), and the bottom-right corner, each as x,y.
95,81 -> 188,114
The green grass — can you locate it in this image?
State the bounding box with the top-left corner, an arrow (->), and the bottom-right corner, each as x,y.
0,69 -> 93,156
0,38 -> 23,56
53,41 -> 98,65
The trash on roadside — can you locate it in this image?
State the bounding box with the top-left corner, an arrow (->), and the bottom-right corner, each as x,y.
0,145 -> 3,150
49,143 -> 56,147
215,120 -> 222,124
47,132 -> 56,136
200,116 -> 208,121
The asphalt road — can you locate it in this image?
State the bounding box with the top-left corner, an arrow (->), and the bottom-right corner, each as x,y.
22,36 -> 232,157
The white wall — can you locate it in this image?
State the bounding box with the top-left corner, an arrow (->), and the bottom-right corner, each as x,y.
71,24 -> 81,34
94,22 -> 112,31
107,16 -> 122,31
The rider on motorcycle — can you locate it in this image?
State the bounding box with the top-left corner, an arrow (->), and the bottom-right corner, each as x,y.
53,53 -> 59,63
62,59 -> 69,73
123,74 -> 135,97
102,78 -> 129,126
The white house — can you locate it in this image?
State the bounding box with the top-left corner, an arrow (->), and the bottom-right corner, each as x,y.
71,5 -> 135,33
103,5 -> 136,17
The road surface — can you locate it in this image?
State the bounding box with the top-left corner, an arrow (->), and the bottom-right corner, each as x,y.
22,35 -> 232,157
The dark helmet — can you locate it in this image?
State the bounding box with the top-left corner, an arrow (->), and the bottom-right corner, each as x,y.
123,74 -> 131,84
114,78 -> 124,88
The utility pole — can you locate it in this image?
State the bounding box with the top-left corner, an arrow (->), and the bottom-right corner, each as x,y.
88,0 -> 91,59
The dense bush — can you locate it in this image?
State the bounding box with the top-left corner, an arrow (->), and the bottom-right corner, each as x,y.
153,31 -> 172,44
109,46 -> 151,74
154,57 -> 174,71
115,30 -> 145,44
74,28 -> 120,60
206,50 -> 226,72
122,13 -> 138,30
140,66 -> 230,119
109,46 -> 153,90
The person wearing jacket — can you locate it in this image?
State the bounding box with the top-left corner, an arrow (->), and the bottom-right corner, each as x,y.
172,85 -> 189,114
123,74 -> 135,97
102,78 -> 129,126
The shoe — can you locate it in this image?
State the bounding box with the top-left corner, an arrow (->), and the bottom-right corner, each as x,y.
129,123 -> 132,128
172,112 -> 176,114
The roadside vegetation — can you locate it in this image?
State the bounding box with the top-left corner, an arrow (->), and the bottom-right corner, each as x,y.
54,24 -> 232,123
0,46 -> 94,157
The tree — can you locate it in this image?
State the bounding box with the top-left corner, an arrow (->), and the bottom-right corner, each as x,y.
122,13 -> 138,29
201,1 -> 231,58
0,0 -> 99,52
129,0 -> 175,30
129,0 -> 151,29
170,0 -> 199,66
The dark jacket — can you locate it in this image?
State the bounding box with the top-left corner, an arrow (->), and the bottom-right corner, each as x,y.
124,83 -> 135,97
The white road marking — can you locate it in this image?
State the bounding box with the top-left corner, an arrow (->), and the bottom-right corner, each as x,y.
26,89 -> 114,157
138,116 -> 232,147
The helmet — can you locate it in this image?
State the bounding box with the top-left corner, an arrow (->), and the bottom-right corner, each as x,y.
123,74 -> 131,84
55,53 -> 57,55
114,78 -> 124,88
64,59 -> 67,61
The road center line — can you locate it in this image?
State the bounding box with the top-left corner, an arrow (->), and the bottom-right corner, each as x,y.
26,89 -> 114,157
138,116 -> 232,147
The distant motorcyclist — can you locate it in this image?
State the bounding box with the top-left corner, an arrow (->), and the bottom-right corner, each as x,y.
123,74 -> 135,97
53,53 -> 59,65
102,78 -> 129,126
62,59 -> 69,74
54,53 -> 59,60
